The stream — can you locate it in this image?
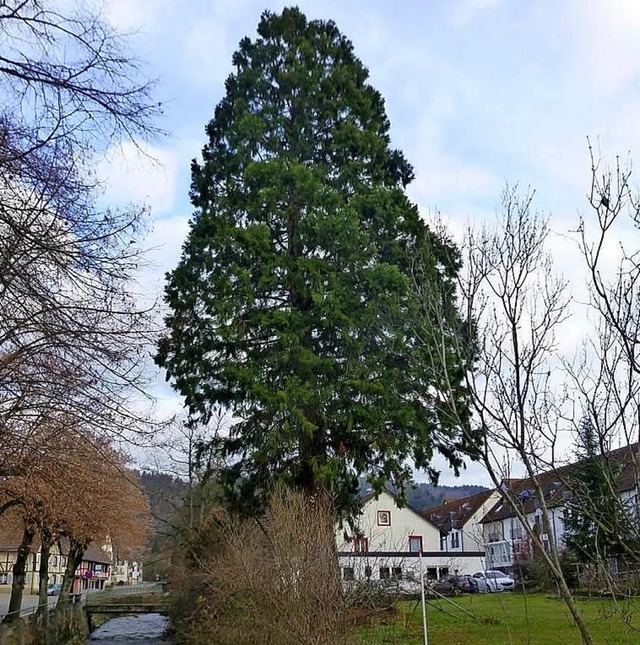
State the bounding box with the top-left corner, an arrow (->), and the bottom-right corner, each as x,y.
87,613 -> 172,643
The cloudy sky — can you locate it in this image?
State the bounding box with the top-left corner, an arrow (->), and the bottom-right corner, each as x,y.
97,0 -> 640,484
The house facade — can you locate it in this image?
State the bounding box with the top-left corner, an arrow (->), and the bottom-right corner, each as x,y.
0,524 -> 112,594
30,543 -> 69,593
0,524 -> 67,594
480,443 -> 640,573
72,542 -> 112,593
337,489 -> 486,586
423,489 -> 501,556
479,477 -> 568,571
110,559 -> 143,586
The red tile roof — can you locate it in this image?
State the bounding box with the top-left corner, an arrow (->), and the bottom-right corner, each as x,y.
422,489 -> 496,531
480,442 -> 640,524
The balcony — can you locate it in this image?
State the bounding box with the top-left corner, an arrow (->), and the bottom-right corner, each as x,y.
485,540 -> 512,568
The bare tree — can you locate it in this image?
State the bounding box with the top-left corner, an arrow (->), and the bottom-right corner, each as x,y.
414,186 -> 595,644
170,489 -> 346,645
0,0 -> 163,473
53,434 -> 151,606
579,142 -> 640,383
0,420 -> 152,615
558,143 -> 640,588
0,0 -> 159,154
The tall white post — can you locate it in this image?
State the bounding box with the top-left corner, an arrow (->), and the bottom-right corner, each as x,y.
419,548 -> 428,645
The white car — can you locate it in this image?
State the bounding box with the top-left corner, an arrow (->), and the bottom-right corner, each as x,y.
472,570 -> 515,592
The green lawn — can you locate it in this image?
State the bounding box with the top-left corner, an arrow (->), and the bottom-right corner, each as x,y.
351,593 -> 640,645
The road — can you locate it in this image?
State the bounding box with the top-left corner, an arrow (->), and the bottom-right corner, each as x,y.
0,592 -> 59,617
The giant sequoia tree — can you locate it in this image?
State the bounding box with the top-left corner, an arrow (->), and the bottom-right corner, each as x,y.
157,8 -> 474,516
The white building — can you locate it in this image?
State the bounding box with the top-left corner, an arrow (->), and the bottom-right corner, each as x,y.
337,489 -> 487,586
110,559 -> 143,586
479,443 -> 640,572
423,489 -> 501,555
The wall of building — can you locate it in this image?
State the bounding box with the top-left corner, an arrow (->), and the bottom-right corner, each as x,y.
336,490 -> 440,553
337,490 -> 486,582
482,503 -> 572,570
338,552 -> 486,588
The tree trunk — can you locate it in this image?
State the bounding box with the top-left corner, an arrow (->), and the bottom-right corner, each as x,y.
537,488 -> 594,645
57,538 -> 87,607
37,528 -> 54,614
553,567 -> 594,645
3,523 -> 35,623
503,482 -> 594,645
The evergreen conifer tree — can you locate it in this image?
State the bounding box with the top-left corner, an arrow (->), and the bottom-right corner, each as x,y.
564,418 -> 627,563
157,8 -> 475,516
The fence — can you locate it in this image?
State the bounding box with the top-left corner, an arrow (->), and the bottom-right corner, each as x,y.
0,600 -> 87,645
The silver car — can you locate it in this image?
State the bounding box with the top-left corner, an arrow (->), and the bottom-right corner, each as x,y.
472,570 -> 515,592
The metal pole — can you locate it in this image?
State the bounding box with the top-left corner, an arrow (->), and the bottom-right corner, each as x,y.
419,548 -> 428,645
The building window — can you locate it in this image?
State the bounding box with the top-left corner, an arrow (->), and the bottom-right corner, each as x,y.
377,510 -> 391,526
364,565 -> 372,578
0,573 -> 7,585
533,515 -> 541,533
353,536 -> 369,553
450,532 -> 460,549
392,567 -> 402,580
511,524 -> 523,540
409,535 -> 423,553
488,541 -> 511,567
343,567 -> 355,581
379,567 -> 390,580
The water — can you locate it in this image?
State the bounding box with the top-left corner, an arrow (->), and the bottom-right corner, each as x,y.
87,613 -> 172,643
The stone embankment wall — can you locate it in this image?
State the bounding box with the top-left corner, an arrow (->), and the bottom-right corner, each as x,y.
0,604 -> 89,645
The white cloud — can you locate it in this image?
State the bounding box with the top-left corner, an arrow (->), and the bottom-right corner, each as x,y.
449,0 -> 502,26
97,142 -> 179,217
182,15 -> 232,86
568,0 -> 640,97
102,0 -> 172,32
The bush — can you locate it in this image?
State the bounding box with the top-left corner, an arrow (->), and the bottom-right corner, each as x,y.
515,551 -> 580,592
170,489 -> 347,644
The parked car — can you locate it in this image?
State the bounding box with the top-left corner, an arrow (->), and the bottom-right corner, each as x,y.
427,576 -> 456,596
46,583 -> 62,596
459,574 -> 489,593
472,570 -> 515,592
427,574 -> 483,596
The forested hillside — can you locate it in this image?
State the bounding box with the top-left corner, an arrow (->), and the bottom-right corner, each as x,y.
407,483 -> 488,510
138,471 -> 187,579
358,479 -> 487,511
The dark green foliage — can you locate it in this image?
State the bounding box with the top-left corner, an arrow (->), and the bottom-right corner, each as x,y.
563,418 -> 630,564
157,8 -> 475,517
408,483 -> 488,510
517,551 -> 580,592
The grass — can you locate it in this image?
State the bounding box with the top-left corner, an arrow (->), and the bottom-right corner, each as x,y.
350,592 -> 640,644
